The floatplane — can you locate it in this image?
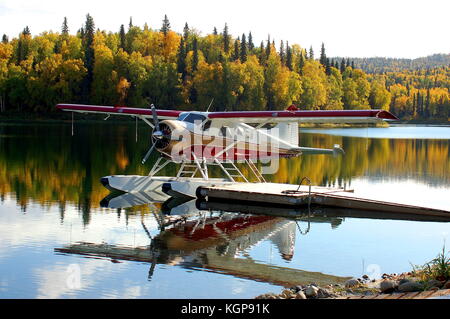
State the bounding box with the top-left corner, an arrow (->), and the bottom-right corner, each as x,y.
56,103 -> 398,200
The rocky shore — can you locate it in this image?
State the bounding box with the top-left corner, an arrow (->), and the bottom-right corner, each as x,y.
255,272 -> 450,299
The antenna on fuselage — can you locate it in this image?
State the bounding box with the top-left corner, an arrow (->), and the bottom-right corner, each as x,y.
206,98 -> 214,112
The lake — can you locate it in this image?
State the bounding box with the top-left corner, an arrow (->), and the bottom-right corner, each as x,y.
0,121 -> 449,298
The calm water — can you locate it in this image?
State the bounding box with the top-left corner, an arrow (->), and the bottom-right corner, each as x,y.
0,121 -> 449,299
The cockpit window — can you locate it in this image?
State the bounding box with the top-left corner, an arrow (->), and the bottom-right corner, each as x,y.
182,113 -> 207,124
177,113 -> 189,121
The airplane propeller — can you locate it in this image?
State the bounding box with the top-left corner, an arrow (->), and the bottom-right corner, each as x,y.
142,104 -> 173,164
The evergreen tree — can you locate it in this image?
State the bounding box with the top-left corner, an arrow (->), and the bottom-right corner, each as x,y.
78,26 -> 85,40
279,40 -> 285,65
17,39 -> 23,63
119,24 -> 126,50
325,58 -> 331,75
23,26 -> 31,36
351,60 -> 355,69
340,58 -> 346,73
309,46 -> 314,60
82,13 -> 95,102
192,37 -> 199,72
319,42 -> 327,66
161,14 -> 171,35
183,22 -> 190,51
240,34 -> 247,62
417,92 -> 422,116
1,34 -> 8,44
265,35 -> 271,59
129,17 -> 133,29
298,53 -> 305,75
223,23 -> 230,53
232,37 -> 240,61
259,40 -> 265,64
189,37 -> 199,104
183,23 -> 190,41
213,27 -> 218,35
248,32 -> 254,51
61,17 -> 69,35
286,41 -> 293,71
177,38 -> 187,81
425,89 -> 430,117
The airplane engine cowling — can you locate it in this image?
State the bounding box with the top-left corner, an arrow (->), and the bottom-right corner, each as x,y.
153,122 -> 172,150
152,120 -> 187,156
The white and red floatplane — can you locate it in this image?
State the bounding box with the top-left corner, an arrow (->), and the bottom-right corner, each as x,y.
56,103 -> 398,198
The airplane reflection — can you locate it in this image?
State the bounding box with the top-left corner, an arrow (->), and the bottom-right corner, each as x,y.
55,191 -> 351,287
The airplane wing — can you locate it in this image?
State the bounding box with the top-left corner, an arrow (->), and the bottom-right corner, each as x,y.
56,104 -> 182,120
207,109 -> 399,124
57,103 -> 399,124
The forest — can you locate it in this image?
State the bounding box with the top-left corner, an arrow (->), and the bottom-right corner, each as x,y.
0,14 -> 449,122
339,54 -> 450,74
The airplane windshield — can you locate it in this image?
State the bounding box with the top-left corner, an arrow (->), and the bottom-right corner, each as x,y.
181,113 -> 207,124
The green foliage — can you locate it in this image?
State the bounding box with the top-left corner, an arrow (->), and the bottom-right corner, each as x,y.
411,245 -> 450,282
0,15 -> 448,122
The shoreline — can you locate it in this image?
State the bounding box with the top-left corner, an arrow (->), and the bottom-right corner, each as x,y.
255,272 -> 450,299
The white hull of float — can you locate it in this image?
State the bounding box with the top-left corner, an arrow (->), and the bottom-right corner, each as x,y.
101,175 -> 231,198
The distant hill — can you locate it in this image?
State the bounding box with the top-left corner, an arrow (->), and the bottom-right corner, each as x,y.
332,54 -> 450,74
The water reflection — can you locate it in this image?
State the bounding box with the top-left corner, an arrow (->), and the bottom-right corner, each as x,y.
55,207 -> 350,287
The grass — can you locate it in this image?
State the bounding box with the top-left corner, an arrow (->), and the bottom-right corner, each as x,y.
411,245 -> 450,282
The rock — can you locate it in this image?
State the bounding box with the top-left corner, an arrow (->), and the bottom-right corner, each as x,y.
345,279 -> 360,288
380,280 -> 397,293
398,278 -> 410,285
280,289 -> 293,299
362,290 -> 375,296
295,291 -> 307,299
444,280 -> 450,289
317,288 -> 333,299
427,279 -> 443,289
304,285 -> 319,298
398,281 -> 424,293
292,286 -> 303,293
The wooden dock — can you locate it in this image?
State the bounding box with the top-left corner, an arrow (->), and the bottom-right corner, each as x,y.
197,182 -> 450,220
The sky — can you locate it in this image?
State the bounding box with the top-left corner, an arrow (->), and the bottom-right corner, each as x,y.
0,0 -> 449,59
